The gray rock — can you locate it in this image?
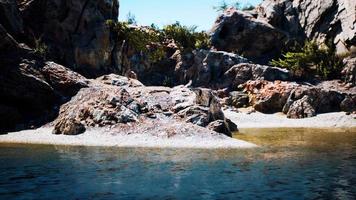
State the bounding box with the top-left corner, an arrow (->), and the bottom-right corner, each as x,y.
207,120 -> 237,137
227,91 -> 249,108
224,63 -> 290,88
117,108 -> 138,123
342,57 -> 356,86
53,118 -> 86,135
340,95 -> 356,112
287,95 -> 316,119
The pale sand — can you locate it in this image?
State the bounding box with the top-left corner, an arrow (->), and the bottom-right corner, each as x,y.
0,127 -> 257,149
224,109 -> 356,128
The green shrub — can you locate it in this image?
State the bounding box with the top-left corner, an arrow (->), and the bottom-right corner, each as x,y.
106,20 -> 211,63
162,22 -> 210,51
111,21 -> 165,62
270,41 -> 344,80
213,1 -> 255,12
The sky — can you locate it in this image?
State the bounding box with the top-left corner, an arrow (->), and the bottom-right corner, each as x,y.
119,0 -> 262,31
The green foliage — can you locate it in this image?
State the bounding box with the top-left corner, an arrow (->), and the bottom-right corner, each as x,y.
213,1 -> 254,12
162,22 -> 210,50
34,38 -> 48,58
213,1 -> 230,12
162,76 -> 173,87
110,21 -> 165,62
270,41 -> 344,80
105,20 -> 211,63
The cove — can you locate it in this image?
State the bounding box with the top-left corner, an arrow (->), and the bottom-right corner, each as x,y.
1,128 -> 355,200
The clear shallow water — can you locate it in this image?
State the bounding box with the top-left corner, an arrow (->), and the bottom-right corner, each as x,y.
1,129 -> 356,200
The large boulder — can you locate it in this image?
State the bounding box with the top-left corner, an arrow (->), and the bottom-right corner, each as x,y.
18,0 -> 119,77
210,8 -> 289,63
283,86 -> 346,116
244,80 -> 297,113
223,63 -> 290,89
286,96 -> 316,118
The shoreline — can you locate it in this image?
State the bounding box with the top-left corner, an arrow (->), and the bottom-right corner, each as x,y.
0,127 -> 257,149
1,111 -> 355,149
224,109 -> 356,129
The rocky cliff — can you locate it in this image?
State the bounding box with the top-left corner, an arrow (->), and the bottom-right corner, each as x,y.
210,0 -> 356,62
16,0 -> 119,77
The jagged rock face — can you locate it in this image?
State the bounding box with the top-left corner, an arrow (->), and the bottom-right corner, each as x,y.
0,0 -> 23,38
0,24 -> 19,51
211,0 -> 356,61
18,0 -> 119,77
290,0 -> 356,54
210,9 -> 289,63
0,48 -> 88,131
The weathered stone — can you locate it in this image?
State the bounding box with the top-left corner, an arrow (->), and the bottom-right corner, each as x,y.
53,118 -> 85,135
42,62 -> 89,97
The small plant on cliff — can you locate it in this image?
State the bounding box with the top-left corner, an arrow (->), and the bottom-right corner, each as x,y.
34,38 -> 48,59
270,41 -> 344,80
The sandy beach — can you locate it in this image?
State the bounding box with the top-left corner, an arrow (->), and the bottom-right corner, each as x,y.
0,127 -> 257,149
224,109 -> 356,129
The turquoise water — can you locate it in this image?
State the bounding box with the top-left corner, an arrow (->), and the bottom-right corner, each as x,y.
0,129 -> 356,200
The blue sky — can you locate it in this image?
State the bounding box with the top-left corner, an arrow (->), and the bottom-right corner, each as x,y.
119,0 -> 261,31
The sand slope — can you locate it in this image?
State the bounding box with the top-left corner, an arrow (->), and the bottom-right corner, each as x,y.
0,127 -> 257,149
